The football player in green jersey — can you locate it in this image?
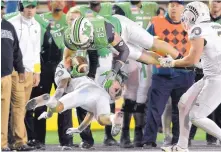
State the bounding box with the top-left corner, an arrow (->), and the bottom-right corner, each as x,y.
63,15 -> 181,91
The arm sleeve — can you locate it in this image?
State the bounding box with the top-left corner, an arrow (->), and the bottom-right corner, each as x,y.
34,24 -> 41,73
105,21 -> 115,43
113,39 -> 130,73
12,24 -> 24,73
87,49 -> 99,79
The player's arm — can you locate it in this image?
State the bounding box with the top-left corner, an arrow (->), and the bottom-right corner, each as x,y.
47,78 -> 69,111
66,112 -> 94,135
172,38 -> 204,67
38,78 -> 70,120
63,47 -> 77,69
110,32 -> 130,73
77,112 -> 94,132
105,21 -> 129,74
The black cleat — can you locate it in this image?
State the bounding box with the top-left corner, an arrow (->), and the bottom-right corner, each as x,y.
142,142 -> 157,149
79,142 -> 95,150
103,136 -> 119,146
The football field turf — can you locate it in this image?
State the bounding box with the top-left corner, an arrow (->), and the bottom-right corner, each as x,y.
40,129 -> 221,151
45,129 -> 206,144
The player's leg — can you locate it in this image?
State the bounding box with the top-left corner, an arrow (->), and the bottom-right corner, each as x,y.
114,14 -> 154,51
26,94 -> 50,111
120,59 -> 139,148
134,64 -> 151,147
189,77 -> 221,141
162,97 -> 172,146
76,107 -> 94,149
95,95 -> 123,137
103,103 -> 118,146
161,79 -> 204,152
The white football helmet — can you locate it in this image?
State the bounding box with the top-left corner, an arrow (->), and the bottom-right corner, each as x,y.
70,17 -> 94,49
181,1 -> 210,31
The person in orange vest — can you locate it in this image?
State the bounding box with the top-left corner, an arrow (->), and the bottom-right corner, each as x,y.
142,0 -> 195,149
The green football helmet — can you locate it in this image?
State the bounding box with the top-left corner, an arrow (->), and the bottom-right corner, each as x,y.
70,16 -> 94,49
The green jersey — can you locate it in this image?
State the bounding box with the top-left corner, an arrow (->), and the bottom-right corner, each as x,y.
114,2 -> 158,29
64,16 -> 121,57
91,16 -> 121,56
39,12 -> 68,50
77,3 -> 112,19
99,2 -> 113,18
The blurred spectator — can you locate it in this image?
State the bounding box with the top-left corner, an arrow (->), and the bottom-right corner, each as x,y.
6,0 -> 18,13
7,0 -> 41,151
1,1 -> 25,151
63,1 -> 76,14
24,0 -> 77,150
47,0 -> 76,14
142,0 -> 195,149
157,7 -> 166,17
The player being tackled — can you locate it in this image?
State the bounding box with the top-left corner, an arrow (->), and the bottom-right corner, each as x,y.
26,55 -> 124,137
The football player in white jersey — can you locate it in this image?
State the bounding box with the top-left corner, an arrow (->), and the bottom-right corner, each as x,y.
25,56 -> 124,137
159,2 -> 221,152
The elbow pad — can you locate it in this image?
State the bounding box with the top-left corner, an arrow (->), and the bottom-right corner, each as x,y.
113,40 -> 130,73
113,40 -> 129,63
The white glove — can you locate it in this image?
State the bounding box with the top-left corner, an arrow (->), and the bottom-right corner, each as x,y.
194,61 -> 202,69
38,111 -> 52,120
66,127 -> 81,136
158,55 -> 175,68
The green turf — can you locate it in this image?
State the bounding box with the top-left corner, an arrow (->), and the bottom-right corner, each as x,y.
45,129 -> 206,144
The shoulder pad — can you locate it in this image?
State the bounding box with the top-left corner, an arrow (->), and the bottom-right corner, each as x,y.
188,25 -> 204,40
54,62 -> 71,86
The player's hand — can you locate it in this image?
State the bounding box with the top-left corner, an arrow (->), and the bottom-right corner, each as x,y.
38,112 -> 52,120
158,55 -> 175,68
18,73 -> 25,83
66,127 -> 81,136
33,73 -> 40,87
101,70 -> 117,89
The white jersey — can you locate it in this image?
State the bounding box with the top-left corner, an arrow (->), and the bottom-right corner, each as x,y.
55,62 -> 111,117
188,22 -> 221,77
54,62 -> 103,93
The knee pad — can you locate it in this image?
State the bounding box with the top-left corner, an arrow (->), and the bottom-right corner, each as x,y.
121,99 -> 136,112
134,103 -> 146,113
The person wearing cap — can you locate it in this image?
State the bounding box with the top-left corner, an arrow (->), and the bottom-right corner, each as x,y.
1,1 -> 25,151
7,0 -> 41,151
142,0 -> 195,149
24,0 -> 77,151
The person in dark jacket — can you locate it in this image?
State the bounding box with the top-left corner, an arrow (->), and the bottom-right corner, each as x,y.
1,1 -> 25,151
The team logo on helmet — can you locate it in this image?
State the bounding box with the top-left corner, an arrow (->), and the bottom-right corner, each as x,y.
70,17 -> 94,49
